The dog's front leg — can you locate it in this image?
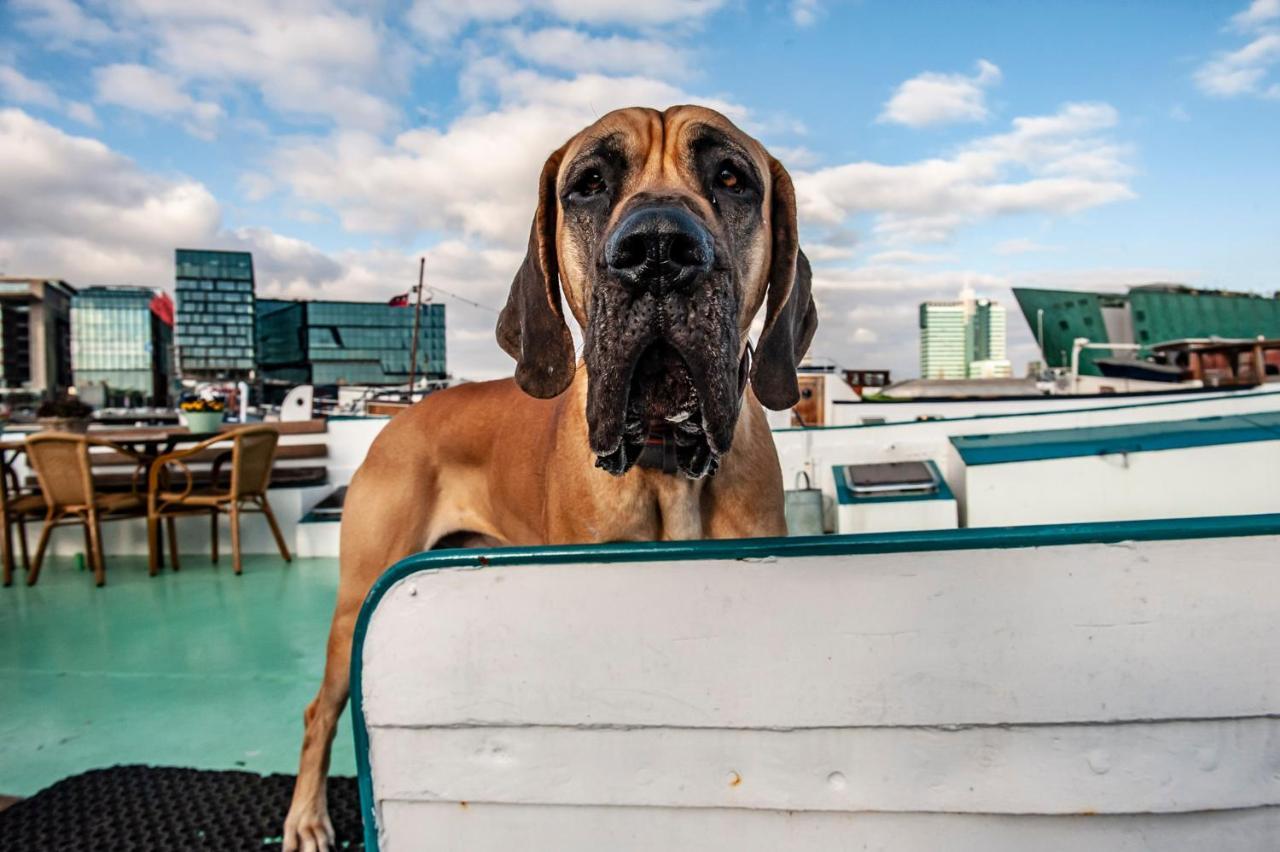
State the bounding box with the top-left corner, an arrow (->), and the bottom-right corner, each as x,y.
284,449 -> 437,851
283,599 -> 355,851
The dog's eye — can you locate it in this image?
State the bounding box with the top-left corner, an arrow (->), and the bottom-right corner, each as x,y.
572,169 -> 606,197
716,166 -> 744,192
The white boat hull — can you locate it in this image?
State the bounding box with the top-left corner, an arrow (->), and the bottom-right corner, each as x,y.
353,518 -> 1280,851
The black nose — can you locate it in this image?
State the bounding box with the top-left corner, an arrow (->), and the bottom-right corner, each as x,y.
605,205 -> 714,292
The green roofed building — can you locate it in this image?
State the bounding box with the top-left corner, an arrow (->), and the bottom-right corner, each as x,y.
1013,284 -> 1280,376
256,298 -> 446,392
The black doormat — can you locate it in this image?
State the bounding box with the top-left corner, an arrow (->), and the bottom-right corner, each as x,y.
0,766 -> 364,851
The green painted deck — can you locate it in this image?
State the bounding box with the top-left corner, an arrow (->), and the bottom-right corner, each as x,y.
0,555 -> 354,798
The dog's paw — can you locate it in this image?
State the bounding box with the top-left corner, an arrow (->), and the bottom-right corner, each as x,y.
283,802 -> 335,852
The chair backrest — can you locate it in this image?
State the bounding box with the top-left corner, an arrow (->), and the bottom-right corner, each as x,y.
26,433 -> 94,509
230,426 -> 279,498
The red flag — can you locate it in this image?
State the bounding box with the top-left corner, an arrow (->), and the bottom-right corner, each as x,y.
388,293 -> 410,307
150,291 -> 175,326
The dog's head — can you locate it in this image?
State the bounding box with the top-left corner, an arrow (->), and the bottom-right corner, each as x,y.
497,105 -> 817,478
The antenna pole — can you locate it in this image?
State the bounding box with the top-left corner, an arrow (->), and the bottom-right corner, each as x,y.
407,257 -> 425,400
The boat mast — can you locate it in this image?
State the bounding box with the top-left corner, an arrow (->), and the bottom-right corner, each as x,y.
407,256 -> 425,400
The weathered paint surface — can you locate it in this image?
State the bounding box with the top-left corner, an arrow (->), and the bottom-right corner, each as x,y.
961,440 -> 1280,527
358,531 -> 1280,850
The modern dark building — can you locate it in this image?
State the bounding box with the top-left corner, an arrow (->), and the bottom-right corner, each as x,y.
1014,284 -> 1280,375
71,286 -> 174,406
0,277 -> 75,396
174,249 -> 256,380
256,298 -> 446,390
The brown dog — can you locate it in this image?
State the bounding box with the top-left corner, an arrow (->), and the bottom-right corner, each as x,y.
282,105 -> 817,850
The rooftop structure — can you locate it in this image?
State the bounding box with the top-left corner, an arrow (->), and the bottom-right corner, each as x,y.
1013,284 -> 1280,376
0,277 -> 76,396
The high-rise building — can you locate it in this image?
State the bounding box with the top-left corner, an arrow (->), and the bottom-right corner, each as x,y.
919,288 -> 1010,379
71,286 -> 174,406
0,277 -> 75,396
919,301 -> 968,379
174,249 -> 256,380
256,298 -> 447,392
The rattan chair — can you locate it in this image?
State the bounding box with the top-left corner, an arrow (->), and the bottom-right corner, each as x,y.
1,457 -> 44,586
147,425 -> 292,575
24,433 -> 148,587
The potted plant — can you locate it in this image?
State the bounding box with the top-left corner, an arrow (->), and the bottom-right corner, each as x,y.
179,397 -> 226,434
36,396 -> 94,433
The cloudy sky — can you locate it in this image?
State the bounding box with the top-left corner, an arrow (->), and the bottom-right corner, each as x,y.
2,0 -> 1278,380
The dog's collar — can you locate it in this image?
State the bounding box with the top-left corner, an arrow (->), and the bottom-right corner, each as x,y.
637,348 -> 750,474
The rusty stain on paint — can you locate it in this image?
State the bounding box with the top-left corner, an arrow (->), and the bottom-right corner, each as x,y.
728,770 -> 742,787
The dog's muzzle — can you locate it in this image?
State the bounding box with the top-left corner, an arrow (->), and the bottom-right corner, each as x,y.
604,206 -> 714,296
584,203 -> 742,480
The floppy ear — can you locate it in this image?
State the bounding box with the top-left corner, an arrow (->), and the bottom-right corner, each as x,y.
750,156 -> 818,410
496,145 -> 576,398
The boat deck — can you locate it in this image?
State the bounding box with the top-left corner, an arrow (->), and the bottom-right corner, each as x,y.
0,555 -> 354,798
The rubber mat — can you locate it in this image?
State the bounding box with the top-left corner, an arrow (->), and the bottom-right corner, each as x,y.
0,765 -> 364,851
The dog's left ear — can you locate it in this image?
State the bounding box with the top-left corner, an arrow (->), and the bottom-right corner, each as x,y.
496,145 -> 576,398
750,156 -> 818,410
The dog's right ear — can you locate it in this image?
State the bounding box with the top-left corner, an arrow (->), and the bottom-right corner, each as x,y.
496,145 -> 576,398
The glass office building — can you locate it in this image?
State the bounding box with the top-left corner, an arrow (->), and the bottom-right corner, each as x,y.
71,286 -> 174,406
174,249 -> 256,379
257,298 -> 446,389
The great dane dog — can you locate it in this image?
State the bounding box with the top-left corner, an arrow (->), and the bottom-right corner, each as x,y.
283,104 -> 817,850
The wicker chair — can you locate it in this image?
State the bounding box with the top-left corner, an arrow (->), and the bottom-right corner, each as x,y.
24,433 -> 148,587
147,425 -> 292,575
1,456 -> 44,586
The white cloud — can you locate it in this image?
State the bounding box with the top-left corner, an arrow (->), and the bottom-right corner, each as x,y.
94,64 -> 223,138
0,64 -> 97,125
10,0 -> 116,46
864,249 -> 953,265
272,67 -> 747,245
0,107 -> 221,284
0,65 -> 60,108
798,102 -> 1133,246
851,327 -> 878,344
501,27 -> 690,77
1195,2 -> 1280,99
1232,0 -> 1280,30
407,0 -> 727,40
15,0 -> 404,132
878,59 -> 1002,128
791,0 -> 823,27
803,243 -> 858,262
994,238 -> 1058,255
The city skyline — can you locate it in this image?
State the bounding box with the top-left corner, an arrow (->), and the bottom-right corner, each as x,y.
2,1 -> 1278,380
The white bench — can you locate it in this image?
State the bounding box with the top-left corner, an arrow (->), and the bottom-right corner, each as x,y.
352,515 -> 1280,851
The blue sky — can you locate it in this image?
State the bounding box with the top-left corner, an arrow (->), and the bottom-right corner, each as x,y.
2,0 -> 1278,379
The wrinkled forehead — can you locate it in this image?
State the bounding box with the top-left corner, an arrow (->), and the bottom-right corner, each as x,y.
558,106 -> 770,189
